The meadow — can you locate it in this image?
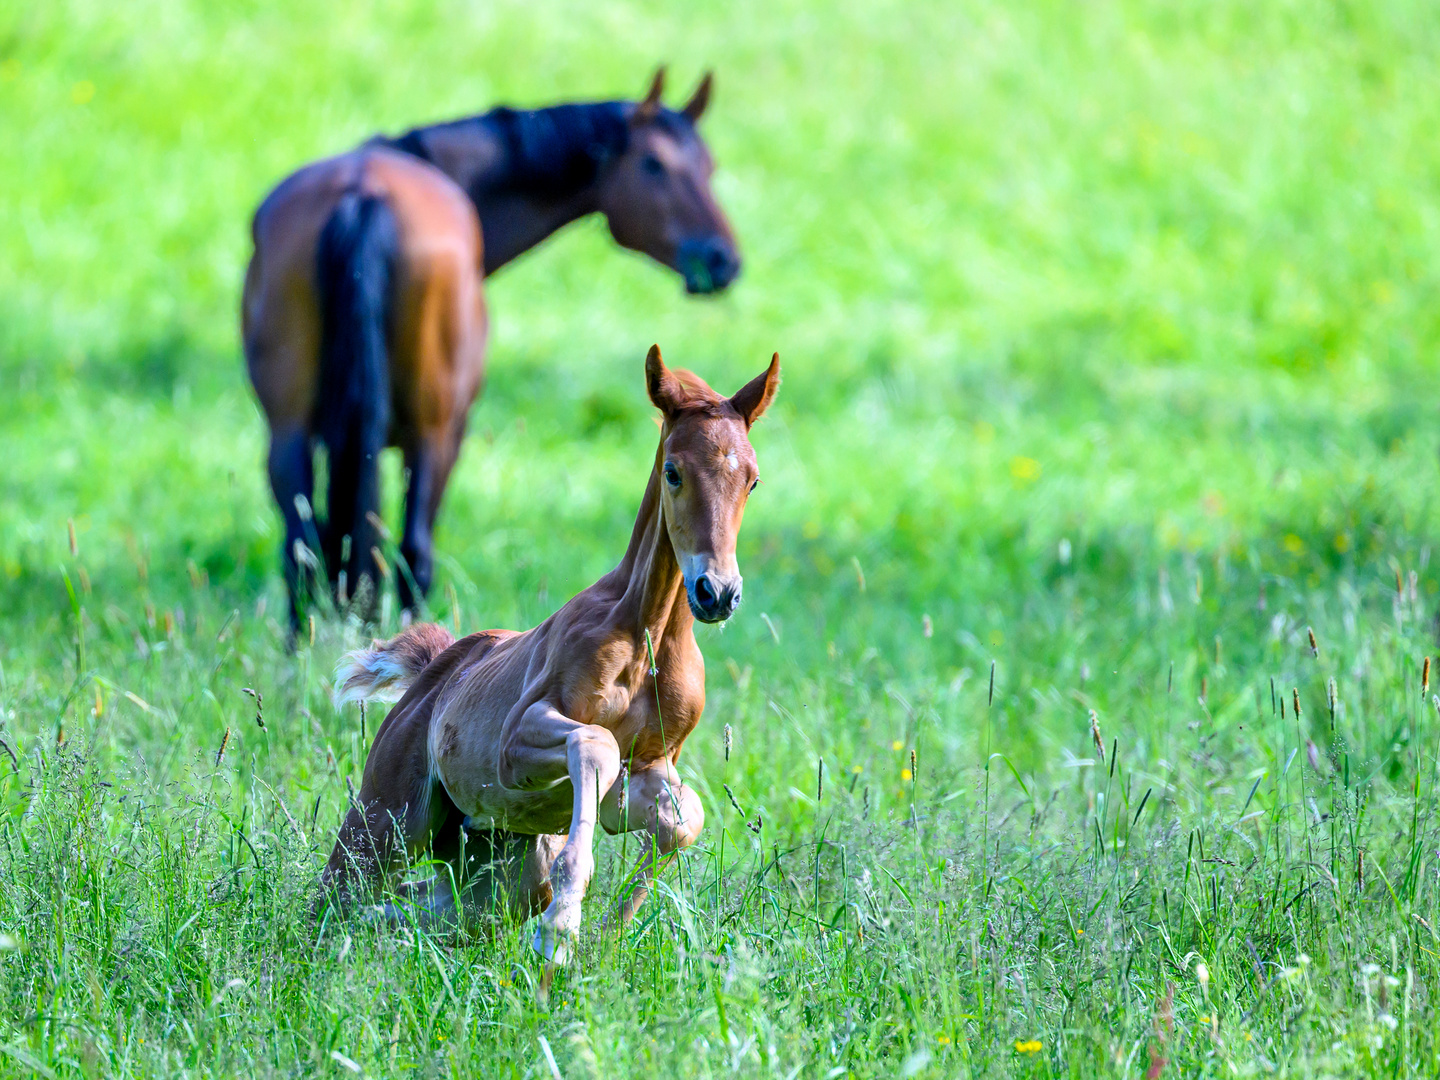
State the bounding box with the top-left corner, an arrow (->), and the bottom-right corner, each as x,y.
5,0 -> 1440,1074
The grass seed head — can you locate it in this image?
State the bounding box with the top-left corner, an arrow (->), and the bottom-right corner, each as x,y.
723,723 -> 731,761
1292,687 -> 1301,718
1308,626 -> 1318,657
722,782 -> 743,816
215,726 -> 230,766
1090,709 -> 1105,762
67,518 -> 77,558
242,687 -> 266,731
1424,657 -> 1430,698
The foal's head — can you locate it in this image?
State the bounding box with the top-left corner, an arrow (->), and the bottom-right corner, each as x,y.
645,344 -> 780,623
599,69 -> 741,295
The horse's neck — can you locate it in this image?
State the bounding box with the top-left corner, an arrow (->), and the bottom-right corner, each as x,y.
395,113 -> 607,275
475,191 -> 598,275
603,459 -> 693,664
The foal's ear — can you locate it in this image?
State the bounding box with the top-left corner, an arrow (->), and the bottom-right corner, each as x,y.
645,344 -> 687,417
682,71 -> 713,124
729,352 -> 781,429
634,66 -> 666,125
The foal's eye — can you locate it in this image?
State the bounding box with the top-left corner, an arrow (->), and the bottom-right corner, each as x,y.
749,478 -> 760,493
663,462 -> 681,487
641,153 -> 665,177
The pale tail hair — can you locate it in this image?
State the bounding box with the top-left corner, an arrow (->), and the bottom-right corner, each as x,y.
332,622 -> 456,709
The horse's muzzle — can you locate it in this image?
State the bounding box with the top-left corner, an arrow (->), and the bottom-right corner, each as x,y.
679,237 -> 741,295
688,572 -> 742,623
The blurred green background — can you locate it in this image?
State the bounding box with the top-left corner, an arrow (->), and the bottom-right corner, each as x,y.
7,0 -> 1440,650
4,0 -> 1440,1075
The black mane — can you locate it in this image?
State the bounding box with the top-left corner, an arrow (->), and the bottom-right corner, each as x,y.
385,101 -> 698,200
484,102 -> 632,196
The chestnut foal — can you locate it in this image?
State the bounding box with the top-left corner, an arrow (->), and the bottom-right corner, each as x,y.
324,345 -> 779,965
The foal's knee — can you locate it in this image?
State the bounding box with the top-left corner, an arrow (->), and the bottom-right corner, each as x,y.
566,725 -> 620,777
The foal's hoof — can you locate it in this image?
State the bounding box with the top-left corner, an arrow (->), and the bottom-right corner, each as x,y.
531,923 -> 573,966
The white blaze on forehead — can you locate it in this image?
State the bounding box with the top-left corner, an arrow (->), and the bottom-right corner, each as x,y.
724,451 -> 739,471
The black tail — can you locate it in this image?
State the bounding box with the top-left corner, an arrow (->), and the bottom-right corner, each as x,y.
315,190 -> 399,615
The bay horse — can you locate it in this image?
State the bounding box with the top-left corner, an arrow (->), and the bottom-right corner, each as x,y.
323,345 -> 779,968
242,70 -> 740,628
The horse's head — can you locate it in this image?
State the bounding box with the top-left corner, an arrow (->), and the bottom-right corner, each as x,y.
598,69 -> 741,295
645,344 -> 780,623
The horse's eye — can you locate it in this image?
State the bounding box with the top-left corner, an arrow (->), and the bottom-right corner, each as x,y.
749,478 -> 759,493
664,462 -> 681,487
641,153 -> 665,177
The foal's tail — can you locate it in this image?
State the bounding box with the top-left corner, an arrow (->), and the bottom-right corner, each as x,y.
315,188 -> 399,603
333,623 -> 457,707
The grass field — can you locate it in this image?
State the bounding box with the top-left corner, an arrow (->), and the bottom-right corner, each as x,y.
6,0 -> 1440,1074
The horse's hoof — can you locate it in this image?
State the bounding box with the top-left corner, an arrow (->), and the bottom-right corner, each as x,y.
531,923 -> 571,966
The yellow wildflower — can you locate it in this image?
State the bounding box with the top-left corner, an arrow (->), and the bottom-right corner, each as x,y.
1014,1039 -> 1042,1053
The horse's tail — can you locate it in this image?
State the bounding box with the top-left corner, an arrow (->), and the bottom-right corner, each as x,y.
315,189 -> 399,602
332,623 -> 457,707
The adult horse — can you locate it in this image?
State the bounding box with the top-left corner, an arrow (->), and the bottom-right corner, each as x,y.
325,345 -> 779,968
242,70 -> 739,627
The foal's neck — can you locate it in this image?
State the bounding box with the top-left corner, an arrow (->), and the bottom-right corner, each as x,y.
603,448 -> 692,661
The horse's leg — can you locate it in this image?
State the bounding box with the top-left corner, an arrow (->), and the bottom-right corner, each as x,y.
454,830 -> 563,924
397,423 -> 462,614
393,241 -> 483,615
600,760 -> 705,928
320,696 -> 444,914
498,702 -> 622,964
267,426 -> 319,633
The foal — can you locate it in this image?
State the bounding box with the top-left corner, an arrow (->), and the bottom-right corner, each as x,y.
325,346 -> 779,963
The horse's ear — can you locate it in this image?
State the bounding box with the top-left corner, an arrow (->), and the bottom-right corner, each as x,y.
634,66 -> 666,126
645,344 -> 687,417
730,352 -> 781,429
682,71 -> 712,124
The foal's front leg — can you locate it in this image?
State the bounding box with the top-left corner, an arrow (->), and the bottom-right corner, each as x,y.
498,701 -> 621,964
600,760 -> 705,927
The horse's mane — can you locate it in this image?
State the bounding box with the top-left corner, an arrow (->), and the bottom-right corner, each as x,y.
481,102 -> 695,197
386,99 -> 698,200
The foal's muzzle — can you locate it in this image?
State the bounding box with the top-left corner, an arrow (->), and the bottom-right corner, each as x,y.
688,572 -> 742,623
679,237 -> 740,295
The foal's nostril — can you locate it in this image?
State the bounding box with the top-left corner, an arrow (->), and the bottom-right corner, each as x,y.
693,574 -> 718,611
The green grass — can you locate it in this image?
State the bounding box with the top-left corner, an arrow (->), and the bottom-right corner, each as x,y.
5,0 -> 1440,1074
